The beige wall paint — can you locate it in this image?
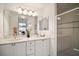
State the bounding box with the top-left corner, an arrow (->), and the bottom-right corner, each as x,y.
0,4 -> 4,39
42,4 -> 57,56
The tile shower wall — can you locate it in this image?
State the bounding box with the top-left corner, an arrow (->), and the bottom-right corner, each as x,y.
57,9 -> 79,56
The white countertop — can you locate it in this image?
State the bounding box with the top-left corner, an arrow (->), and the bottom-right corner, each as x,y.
0,36 -> 53,45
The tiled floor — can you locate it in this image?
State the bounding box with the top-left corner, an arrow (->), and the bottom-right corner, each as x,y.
58,49 -> 79,56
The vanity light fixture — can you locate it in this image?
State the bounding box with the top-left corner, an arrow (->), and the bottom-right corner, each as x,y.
17,7 -> 23,14
32,11 -> 38,16
28,10 -> 33,16
22,8 -> 28,15
17,7 -> 38,16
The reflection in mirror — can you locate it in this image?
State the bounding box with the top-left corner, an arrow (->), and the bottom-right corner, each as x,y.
3,9 -> 38,38
39,17 -> 49,30
4,10 -> 18,38
18,15 -> 27,36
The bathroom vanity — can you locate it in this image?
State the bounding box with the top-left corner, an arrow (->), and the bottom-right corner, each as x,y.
0,8 -> 52,56
0,4 -> 57,56
0,36 -> 52,56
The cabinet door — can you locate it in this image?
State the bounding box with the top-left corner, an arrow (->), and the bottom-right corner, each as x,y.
0,44 -> 14,56
35,40 -> 43,56
35,39 -> 49,56
42,39 -> 49,56
14,42 -> 26,56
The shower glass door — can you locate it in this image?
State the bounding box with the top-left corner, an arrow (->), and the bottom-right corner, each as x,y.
57,8 -> 79,56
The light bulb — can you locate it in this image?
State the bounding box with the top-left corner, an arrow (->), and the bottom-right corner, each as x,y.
18,7 -> 22,14
28,11 -> 33,16
33,11 -> 38,16
23,9 -> 28,15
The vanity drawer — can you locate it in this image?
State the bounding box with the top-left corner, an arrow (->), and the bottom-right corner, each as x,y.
26,46 -> 35,55
27,41 -> 35,47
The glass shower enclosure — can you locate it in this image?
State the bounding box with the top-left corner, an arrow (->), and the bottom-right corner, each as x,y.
57,7 -> 79,56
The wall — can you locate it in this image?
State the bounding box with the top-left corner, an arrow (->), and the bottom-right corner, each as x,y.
42,4 -> 57,56
0,4 -> 4,39
4,10 -> 10,37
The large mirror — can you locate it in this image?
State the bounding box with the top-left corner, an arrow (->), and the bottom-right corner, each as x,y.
39,17 -> 49,30
3,9 -> 38,38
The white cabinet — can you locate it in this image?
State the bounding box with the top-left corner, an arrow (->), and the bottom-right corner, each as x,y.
0,44 -> 14,56
14,42 -> 26,56
43,39 -> 49,56
35,40 -> 43,56
26,41 -> 35,56
0,42 -> 26,56
35,39 -> 49,56
0,38 -> 50,56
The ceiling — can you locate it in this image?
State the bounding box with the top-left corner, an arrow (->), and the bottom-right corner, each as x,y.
5,3 -> 50,8
57,3 -> 79,14
4,3 -> 51,11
